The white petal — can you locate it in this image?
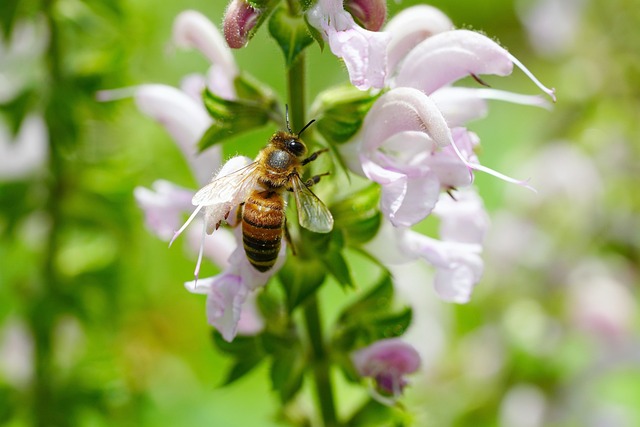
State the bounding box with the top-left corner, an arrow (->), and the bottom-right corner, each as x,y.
134,84 -> 221,185
385,5 -> 453,74
0,114 -> 48,180
395,30 -> 514,95
362,87 -> 454,149
173,10 -> 238,78
134,180 -> 194,241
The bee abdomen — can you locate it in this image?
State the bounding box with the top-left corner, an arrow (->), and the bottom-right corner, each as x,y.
242,191 -> 285,272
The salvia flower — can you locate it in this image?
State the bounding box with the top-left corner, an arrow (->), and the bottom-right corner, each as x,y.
307,0 -> 391,90
184,227 -> 283,342
352,338 -> 421,404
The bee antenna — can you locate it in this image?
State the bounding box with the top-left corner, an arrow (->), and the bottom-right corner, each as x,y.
285,104 -> 292,133
297,119 -> 316,137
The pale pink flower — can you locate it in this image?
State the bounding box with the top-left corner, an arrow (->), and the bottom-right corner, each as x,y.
400,229 -> 484,304
352,338 -> 421,404
433,187 -> 490,245
392,29 -> 556,102
133,180 -> 194,241
307,0 -> 390,90
384,5 -> 453,74
0,114 -> 48,180
184,229 -> 284,342
173,9 -> 239,88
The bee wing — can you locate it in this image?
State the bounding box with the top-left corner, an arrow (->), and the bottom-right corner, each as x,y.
291,174 -> 334,233
192,162 -> 259,207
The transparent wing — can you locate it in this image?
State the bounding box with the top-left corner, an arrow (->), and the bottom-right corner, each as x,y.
291,174 -> 334,233
192,162 -> 259,207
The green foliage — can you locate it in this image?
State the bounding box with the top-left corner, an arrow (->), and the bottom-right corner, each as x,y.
268,5 -> 314,67
331,184 -> 382,245
313,85 -> 380,144
333,273 -> 413,352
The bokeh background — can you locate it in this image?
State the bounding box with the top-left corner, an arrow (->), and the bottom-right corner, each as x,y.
1,0 -> 639,425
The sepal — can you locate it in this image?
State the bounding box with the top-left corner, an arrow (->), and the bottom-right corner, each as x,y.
268,5 -> 314,66
312,85 -> 380,144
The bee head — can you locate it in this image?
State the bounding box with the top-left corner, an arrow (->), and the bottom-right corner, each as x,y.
284,136 -> 306,157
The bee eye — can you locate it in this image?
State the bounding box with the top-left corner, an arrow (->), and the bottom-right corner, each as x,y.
286,138 -> 305,156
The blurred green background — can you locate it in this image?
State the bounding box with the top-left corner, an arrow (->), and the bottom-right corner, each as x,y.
1,0 -> 639,425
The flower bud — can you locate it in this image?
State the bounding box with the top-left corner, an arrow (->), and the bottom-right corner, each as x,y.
223,0 -> 261,49
344,0 -> 387,31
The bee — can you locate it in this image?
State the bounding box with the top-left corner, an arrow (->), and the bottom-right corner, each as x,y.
190,116 -> 334,272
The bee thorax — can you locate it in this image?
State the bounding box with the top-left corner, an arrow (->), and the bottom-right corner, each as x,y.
266,149 -> 292,171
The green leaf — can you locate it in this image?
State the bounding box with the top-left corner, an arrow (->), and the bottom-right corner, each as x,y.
331,184 -> 382,245
268,6 -> 314,67
211,330 -> 263,356
278,257 -> 327,313
339,273 -> 393,322
222,353 -> 264,386
319,231 -> 354,289
370,307 -> 413,340
347,398 -> 409,427
269,344 -> 306,403
198,88 -> 275,151
0,0 -> 20,39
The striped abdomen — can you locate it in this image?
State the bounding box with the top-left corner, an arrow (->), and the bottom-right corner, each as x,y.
242,190 -> 285,272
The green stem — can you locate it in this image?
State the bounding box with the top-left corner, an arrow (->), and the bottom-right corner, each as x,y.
287,53 -> 306,132
303,296 -> 339,427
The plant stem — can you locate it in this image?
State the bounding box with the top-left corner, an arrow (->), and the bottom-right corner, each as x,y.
286,50 -> 339,426
287,53 -> 306,132
304,295 -> 339,427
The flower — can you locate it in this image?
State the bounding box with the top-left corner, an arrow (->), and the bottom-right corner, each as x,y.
352,338 -> 421,404
0,114 -> 48,181
184,227 -> 284,342
307,0 -> 391,90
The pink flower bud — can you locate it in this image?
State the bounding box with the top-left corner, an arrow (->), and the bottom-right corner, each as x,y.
223,0 -> 261,49
344,0 -> 387,32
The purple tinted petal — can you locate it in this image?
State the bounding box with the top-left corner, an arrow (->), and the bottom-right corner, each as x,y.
384,5 -> 453,74
134,180 -> 195,241
223,0 -> 261,49
205,273 -> 248,342
381,173 -> 440,227
395,30 -> 514,94
345,0 -> 387,31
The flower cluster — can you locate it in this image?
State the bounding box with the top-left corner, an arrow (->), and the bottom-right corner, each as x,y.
123,0 -> 555,411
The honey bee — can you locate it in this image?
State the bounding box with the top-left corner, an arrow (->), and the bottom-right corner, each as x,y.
191,116 -> 333,272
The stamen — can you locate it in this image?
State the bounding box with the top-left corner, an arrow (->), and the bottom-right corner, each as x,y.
449,138 -> 537,193
194,219 -> 206,284
507,53 -> 557,102
475,88 -> 552,110
169,204 -> 204,247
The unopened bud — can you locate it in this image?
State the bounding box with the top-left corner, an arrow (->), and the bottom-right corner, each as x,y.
345,0 -> 387,31
223,0 -> 261,49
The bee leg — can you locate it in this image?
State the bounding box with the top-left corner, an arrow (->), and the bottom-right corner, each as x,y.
304,172 -> 330,188
301,148 -> 329,166
284,218 -> 297,256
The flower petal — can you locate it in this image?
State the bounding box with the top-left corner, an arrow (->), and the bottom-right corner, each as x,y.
134,84 -> 221,185
395,30 -> 514,95
0,114 -> 48,180
134,180 -> 194,241
173,10 -> 238,77
361,87 -> 454,149
384,5 -> 453,74
308,0 -> 390,90
433,188 -> 490,245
